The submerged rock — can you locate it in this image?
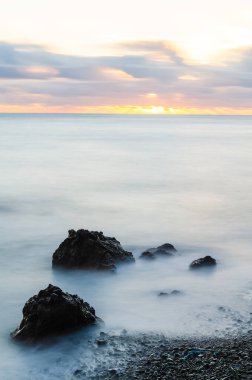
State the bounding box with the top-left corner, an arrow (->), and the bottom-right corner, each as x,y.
140,243 -> 176,259
52,229 -> 135,271
11,284 -> 99,342
158,290 -> 182,297
189,255 -> 217,270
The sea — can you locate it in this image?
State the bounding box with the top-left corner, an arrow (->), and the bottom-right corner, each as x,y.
0,114 -> 252,379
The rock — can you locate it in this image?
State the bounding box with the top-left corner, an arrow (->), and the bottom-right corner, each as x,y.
158,292 -> 169,296
52,229 -> 135,271
158,290 -> 182,297
73,369 -> 83,377
140,243 -> 176,259
99,331 -> 108,338
183,348 -> 208,360
109,369 -> 118,375
170,289 -> 181,295
11,284 -> 99,342
140,251 -> 156,259
96,339 -> 108,346
189,255 -> 217,270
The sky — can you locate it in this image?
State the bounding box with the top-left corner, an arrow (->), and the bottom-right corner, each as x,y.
0,0 -> 252,114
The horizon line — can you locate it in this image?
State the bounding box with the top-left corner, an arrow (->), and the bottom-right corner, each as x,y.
0,112 -> 252,117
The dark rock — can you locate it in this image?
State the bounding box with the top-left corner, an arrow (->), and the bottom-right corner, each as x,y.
189,255 -> 217,270
158,290 -> 182,297
140,243 -> 176,259
109,369 -> 118,375
96,339 -> 108,346
73,369 -> 83,377
170,290 -> 181,295
140,251 -> 156,259
11,284 -> 99,342
52,229 -> 135,271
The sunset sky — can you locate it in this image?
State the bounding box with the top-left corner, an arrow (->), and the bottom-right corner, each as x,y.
0,0 -> 252,114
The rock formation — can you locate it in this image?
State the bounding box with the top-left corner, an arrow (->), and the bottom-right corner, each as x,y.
189,255 -> 217,270
11,284 -> 99,342
140,243 -> 177,259
52,229 -> 135,271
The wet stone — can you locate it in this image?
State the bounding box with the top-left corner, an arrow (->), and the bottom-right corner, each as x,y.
140,243 -> 177,259
11,284 -> 99,343
52,229 -> 135,271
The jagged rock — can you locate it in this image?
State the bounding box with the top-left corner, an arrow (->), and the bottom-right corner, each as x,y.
11,284 -> 99,342
189,255 -> 217,270
52,229 -> 135,271
140,243 -> 176,259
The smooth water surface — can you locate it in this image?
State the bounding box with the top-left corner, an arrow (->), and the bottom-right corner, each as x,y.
0,114 -> 252,379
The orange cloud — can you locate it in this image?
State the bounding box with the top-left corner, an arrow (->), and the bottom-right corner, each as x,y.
1,41 -> 252,114
21,66 -> 59,76
101,68 -> 136,81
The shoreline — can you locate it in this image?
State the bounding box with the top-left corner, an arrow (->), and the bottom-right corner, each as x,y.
73,331 -> 252,379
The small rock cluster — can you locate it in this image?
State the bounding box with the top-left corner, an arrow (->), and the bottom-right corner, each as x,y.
11,228 -> 217,343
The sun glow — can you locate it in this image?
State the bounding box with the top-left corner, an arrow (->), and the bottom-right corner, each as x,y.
146,93 -> 158,98
22,66 -> 59,75
178,75 -> 200,81
1,104 -> 252,115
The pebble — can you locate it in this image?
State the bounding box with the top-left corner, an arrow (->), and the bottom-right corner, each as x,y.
74,332 -> 252,380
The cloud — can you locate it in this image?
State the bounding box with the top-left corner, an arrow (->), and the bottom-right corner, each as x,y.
0,41 -> 252,112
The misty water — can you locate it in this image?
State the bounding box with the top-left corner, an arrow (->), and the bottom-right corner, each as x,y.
0,114 -> 252,379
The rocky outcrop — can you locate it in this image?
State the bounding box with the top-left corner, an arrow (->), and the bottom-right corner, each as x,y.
140,243 -> 176,259
189,255 -> 216,270
52,229 -> 135,271
11,284 -> 99,342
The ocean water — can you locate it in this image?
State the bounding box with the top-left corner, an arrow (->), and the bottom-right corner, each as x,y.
0,114 -> 252,379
